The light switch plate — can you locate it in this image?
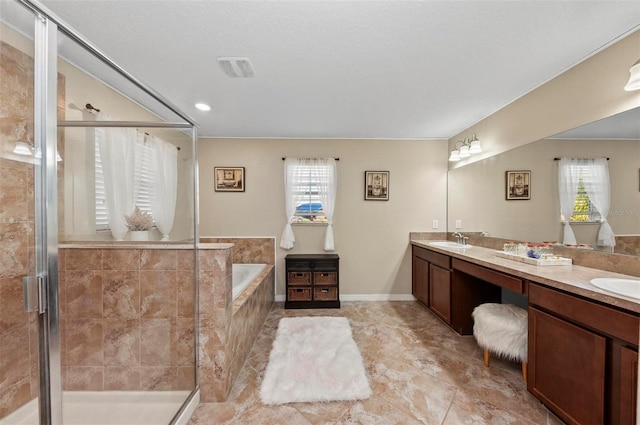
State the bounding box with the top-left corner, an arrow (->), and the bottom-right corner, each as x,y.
432,219 -> 438,229
455,219 -> 462,229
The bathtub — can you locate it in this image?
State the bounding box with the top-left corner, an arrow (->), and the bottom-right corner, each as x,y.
232,263 -> 267,300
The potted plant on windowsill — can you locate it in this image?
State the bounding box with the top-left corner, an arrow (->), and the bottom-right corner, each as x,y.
125,207 -> 154,241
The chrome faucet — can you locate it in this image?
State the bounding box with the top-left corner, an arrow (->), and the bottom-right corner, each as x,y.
480,231 -> 491,237
452,232 -> 469,245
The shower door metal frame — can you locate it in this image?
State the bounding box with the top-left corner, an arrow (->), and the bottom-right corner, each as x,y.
32,10 -> 62,425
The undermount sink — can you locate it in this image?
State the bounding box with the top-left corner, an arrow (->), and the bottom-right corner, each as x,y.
428,241 -> 473,249
590,278 -> 640,300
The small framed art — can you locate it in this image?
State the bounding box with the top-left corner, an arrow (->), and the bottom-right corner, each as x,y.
364,171 -> 389,201
505,170 -> 530,200
214,167 -> 245,192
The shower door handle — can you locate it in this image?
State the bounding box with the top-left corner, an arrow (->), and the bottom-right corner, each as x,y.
23,275 -> 47,314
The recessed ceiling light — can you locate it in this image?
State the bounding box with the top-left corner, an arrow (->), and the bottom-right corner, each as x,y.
195,103 -> 211,111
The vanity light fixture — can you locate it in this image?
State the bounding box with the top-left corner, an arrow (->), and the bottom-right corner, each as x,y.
468,134 -> 482,153
449,135 -> 481,161
624,59 -> 640,91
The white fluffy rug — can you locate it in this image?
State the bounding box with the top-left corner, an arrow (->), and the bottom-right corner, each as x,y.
259,316 -> 372,405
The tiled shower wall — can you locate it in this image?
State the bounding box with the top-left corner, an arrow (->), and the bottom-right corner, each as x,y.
0,40 -> 65,418
59,247 -> 196,391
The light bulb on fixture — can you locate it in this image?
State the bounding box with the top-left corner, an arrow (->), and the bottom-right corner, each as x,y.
449,150 -> 460,161
468,134 -> 482,153
459,144 -> 471,158
624,59 -> 640,91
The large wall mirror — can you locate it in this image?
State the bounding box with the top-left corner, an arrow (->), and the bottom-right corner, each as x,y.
448,107 -> 640,258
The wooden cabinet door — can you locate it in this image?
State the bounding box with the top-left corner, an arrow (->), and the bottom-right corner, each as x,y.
528,307 -> 607,425
429,264 -> 451,324
412,255 -> 429,306
618,345 -> 638,425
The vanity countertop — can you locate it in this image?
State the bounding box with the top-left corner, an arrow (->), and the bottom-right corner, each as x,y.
411,239 -> 640,314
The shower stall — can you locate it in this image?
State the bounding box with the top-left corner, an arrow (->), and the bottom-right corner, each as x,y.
0,1 -> 199,424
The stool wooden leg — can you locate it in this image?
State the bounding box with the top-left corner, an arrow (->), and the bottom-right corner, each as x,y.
522,362 -> 527,382
483,348 -> 490,367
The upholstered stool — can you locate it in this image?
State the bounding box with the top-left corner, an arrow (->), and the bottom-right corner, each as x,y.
472,303 -> 528,381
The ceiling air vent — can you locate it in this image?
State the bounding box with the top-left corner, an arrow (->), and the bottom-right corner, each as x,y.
217,57 -> 255,78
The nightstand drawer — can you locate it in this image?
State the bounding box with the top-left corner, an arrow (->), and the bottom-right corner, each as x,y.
288,271 -> 311,285
314,286 -> 338,301
288,287 -> 312,301
314,271 -> 337,284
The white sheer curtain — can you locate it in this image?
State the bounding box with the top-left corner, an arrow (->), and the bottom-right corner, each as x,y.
150,136 -> 178,241
96,112 -> 142,240
280,158 -> 307,249
557,158 -> 581,245
581,158 -> 615,248
317,158 -> 337,251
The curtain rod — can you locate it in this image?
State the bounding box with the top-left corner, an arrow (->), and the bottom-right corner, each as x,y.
554,157 -> 609,160
282,157 -> 339,160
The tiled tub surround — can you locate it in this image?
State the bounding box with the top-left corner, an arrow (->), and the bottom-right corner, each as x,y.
199,237 -> 275,265
197,239 -> 275,403
59,245 -> 197,391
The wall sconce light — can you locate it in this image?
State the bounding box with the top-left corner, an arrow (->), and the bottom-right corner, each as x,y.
449,134 -> 482,161
13,141 -> 33,156
624,59 -> 640,91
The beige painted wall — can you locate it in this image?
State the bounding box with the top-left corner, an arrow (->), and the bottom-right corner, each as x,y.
198,138 -> 448,297
448,138 -> 640,247
449,29 -> 640,168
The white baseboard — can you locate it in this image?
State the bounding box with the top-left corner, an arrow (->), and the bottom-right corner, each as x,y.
275,294 -> 416,302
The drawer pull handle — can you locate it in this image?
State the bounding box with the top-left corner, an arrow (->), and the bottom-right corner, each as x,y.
321,288 -> 329,293
295,273 -> 304,277
321,273 -> 329,277
295,289 -> 304,292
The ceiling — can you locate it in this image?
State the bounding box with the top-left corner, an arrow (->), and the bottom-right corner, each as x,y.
29,1 -> 640,138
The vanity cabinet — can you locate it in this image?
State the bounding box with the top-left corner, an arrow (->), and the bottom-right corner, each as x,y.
528,282 -> 639,425
412,245 -> 452,324
285,254 -> 340,309
429,264 -> 451,323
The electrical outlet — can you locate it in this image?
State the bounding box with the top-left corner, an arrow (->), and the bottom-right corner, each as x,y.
455,219 -> 462,229
432,219 -> 438,229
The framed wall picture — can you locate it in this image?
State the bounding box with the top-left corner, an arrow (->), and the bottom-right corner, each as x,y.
505,170 -> 531,200
364,171 -> 389,201
214,167 -> 245,192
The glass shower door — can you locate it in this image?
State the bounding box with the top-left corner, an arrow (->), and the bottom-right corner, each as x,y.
1,2 -> 61,424
1,3 -> 39,424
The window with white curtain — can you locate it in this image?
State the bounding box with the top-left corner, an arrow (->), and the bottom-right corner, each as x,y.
566,164 -> 602,223
94,134 -> 156,229
292,164 -> 329,224
281,158 -> 337,251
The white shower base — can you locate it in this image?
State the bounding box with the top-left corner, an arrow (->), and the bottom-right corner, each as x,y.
1,390 -> 196,425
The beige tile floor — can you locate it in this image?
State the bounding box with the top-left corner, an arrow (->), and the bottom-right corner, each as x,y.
188,301 -> 564,424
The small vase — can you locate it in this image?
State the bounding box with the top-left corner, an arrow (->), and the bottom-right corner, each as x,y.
130,230 -> 150,241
